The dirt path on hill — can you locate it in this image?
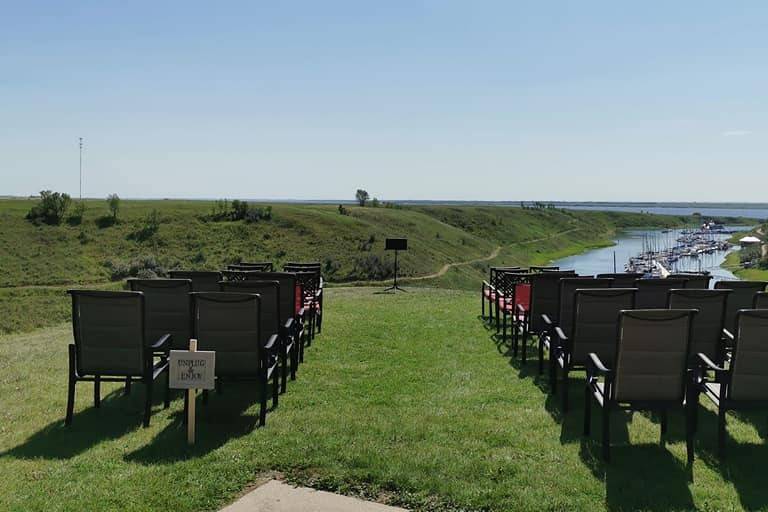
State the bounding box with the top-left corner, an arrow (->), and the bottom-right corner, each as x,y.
407,226 -> 580,281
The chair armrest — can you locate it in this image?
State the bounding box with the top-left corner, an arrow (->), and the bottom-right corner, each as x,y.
587,353 -> 611,375
722,328 -> 734,342
150,334 -> 172,351
284,317 -> 294,331
315,289 -> 322,299
542,314 -> 553,327
516,303 -> 528,315
697,353 -> 726,373
555,327 -> 567,342
264,334 -> 279,351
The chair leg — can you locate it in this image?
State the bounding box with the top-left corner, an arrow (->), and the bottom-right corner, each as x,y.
718,407 -> 727,459
583,382 -> 592,436
143,378 -> 153,428
202,389 -> 209,405
164,373 -> 170,409
65,346 -> 76,426
125,376 -> 132,395
522,330 -> 528,363
685,401 -> 695,464
538,335 -> 544,375
502,311 -> 507,342
94,375 -> 101,408
280,345 -> 288,394
259,373 -> 268,427
549,354 -> 557,394
602,403 -> 611,462
272,367 -> 279,408
290,343 -> 297,381
561,368 -> 569,413
481,292 -> 485,318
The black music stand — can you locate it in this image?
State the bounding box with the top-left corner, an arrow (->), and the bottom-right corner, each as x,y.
384,238 -> 408,292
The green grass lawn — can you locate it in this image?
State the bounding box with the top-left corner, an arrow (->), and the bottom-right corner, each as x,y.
1,288 -> 766,511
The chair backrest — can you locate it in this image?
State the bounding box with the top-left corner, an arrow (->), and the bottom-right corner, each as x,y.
228,262 -> 274,272
68,290 -> 146,376
668,273 -> 712,289
219,280 -> 281,342
223,271 -> 300,320
127,279 -> 192,350
491,267 -> 524,289
571,288 -> 636,365
612,309 -> 695,402
728,310 -> 768,401
755,292 -> 768,310
598,273 -> 644,288
191,292 -> 261,377
714,281 -> 768,334
667,289 -> 730,362
634,279 -> 687,309
168,271 -> 222,292
530,266 -> 560,273
528,271 -> 579,331
496,269 -> 528,297
557,278 -> 613,338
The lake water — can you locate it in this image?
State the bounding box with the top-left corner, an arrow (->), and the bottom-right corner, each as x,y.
562,205 -> 768,220
553,227 -> 744,284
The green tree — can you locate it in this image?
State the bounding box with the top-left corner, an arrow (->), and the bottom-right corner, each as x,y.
107,193 -> 121,220
355,189 -> 370,207
26,190 -> 72,225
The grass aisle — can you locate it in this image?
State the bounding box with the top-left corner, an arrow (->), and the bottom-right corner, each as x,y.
0,288 -> 764,511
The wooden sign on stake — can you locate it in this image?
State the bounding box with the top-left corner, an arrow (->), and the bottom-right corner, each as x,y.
169,339 -> 215,445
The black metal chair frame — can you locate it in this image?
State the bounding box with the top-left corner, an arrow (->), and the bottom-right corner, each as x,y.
189,292 -> 280,427
584,309 -> 697,463
65,290 -> 170,428
692,309 -> 768,459
220,280 -> 298,394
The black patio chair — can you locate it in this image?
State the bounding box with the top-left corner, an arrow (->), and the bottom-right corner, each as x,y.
223,271 -> 308,364
667,289 -> 730,365
228,262 -> 274,272
585,309 -> 697,462
714,280 -> 768,337
668,273 -> 712,289
220,280 -> 298,394
65,290 -> 170,428
168,271 -> 222,292
548,288 -> 636,411
597,273 -> 643,288
127,278 -> 192,350
515,271 -> 578,363
634,278 -> 687,309
482,266 -> 521,320
190,292 -> 280,427
692,309 -> 768,458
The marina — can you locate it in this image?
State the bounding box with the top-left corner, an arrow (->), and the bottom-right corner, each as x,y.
553,223 -> 748,284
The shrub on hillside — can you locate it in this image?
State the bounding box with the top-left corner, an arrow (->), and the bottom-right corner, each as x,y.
26,190 -> 72,225
67,202 -> 86,226
128,209 -> 161,242
207,198 -> 272,222
105,256 -> 166,280
350,254 -> 394,281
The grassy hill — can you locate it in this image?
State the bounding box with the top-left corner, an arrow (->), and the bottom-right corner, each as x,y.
0,198 -> 692,334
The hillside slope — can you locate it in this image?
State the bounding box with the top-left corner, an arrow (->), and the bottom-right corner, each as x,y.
0,198 -> 688,333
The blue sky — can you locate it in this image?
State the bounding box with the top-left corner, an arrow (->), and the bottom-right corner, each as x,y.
2,1 -> 766,201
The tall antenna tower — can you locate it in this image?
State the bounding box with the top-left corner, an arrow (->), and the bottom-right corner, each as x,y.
79,137 -> 84,200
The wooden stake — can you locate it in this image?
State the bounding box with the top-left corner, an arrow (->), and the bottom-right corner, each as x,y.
187,338 -> 197,445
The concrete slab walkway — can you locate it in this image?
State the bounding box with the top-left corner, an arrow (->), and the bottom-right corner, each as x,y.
220,480 -> 409,512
